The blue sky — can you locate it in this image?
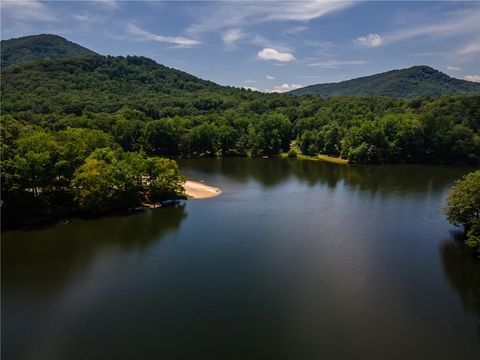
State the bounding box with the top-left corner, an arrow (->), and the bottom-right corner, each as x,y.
2,1 -> 479,91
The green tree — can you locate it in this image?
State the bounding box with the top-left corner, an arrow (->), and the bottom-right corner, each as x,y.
144,157 -> 185,201
249,114 -> 291,156
113,116 -> 144,151
15,130 -> 58,197
145,119 -> 181,155
188,123 -> 218,155
71,156 -> 116,213
298,130 -> 320,156
445,170 -> 480,250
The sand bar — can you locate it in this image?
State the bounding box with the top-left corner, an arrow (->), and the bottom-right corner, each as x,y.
184,180 -> 221,199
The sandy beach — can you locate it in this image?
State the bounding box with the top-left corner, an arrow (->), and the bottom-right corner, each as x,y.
184,180 -> 221,199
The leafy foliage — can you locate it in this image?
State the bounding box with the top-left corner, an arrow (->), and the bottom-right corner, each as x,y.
72,149 -> 184,213
445,170 -> 480,250
2,55 -> 479,164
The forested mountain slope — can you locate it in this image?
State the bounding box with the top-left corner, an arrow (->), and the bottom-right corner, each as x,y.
291,66 -> 480,97
1,54 -> 233,117
1,34 -> 98,67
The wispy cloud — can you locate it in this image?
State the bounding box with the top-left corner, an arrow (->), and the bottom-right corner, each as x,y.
266,75 -> 275,80
1,0 -> 57,22
244,79 -> 256,84
222,28 -> 244,46
126,23 -> 201,47
284,26 -> 308,35
354,34 -> 383,47
73,13 -> 107,26
258,48 -> 295,62
187,1 -> 355,34
355,10 -> 478,48
307,60 -> 369,68
457,41 -> 480,55
447,66 -> 462,71
99,0 -> 119,8
248,35 -> 292,53
412,39 -> 479,63
464,74 -> 480,83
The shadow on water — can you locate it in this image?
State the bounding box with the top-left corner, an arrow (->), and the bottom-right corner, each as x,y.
2,204 -> 187,295
440,231 -> 480,335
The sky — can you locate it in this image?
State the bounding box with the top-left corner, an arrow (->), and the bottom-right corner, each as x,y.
1,0 -> 479,92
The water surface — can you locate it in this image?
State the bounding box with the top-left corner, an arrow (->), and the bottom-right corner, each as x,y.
2,159 -> 479,359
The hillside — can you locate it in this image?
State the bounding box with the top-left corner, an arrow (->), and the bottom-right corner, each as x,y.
1,54 -> 237,117
291,66 -> 480,97
1,34 -> 479,169
1,34 -> 98,67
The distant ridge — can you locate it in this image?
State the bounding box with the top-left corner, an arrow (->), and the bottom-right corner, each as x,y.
290,66 -> 480,98
1,34 -> 98,67
2,35 -> 479,99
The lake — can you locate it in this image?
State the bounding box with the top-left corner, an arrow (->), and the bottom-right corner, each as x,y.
2,158 -> 479,359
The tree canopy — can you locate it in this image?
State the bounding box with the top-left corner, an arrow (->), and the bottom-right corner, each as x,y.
445,170 -> 480,250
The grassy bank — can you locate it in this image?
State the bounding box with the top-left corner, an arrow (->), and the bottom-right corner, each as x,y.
280,152 -> 349,164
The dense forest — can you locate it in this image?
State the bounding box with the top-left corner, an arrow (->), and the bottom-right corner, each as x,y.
1,34 -> 97,68
1,35 -> 480,226
291,65 -> 480,97
2,55 -> 479,163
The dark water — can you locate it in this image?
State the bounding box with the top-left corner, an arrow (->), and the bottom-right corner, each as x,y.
2,159 -> 480,360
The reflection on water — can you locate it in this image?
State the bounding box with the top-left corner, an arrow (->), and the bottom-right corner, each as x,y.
3,159 -> 479,360
441,234 -> 480,335
179,158 -> 473,196
2,204 -> 187,296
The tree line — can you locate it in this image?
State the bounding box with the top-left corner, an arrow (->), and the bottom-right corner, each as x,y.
2,55 -> 480,226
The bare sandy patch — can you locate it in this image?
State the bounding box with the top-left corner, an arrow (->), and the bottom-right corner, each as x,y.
184,180 -> 221,199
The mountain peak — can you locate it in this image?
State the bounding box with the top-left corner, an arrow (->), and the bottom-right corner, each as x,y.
1,34 -> 97,67
291,66 -> 480,98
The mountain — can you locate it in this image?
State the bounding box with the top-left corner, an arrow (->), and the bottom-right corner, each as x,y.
290,66 -> 480,98
0,53 -> 242,117
1,34 -> 98,67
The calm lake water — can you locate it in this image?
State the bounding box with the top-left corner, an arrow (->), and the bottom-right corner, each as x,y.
2,159 -> 480,359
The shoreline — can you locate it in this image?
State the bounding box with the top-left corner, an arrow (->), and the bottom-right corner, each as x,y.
184,180 -> 221,199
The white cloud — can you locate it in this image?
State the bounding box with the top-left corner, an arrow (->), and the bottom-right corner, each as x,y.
258,48 -> 295,62
126,23 -> 201,47
187,1 -> 355,34
243,86 -> 259,91
457,41 -> 480,55
308,60 -> 369,68
355,10 -> 478,48
266,75 -> 275,80
1,0 -> 56,22
464,75 -> 480,83
354,34 -> 383,47
244,79 -> 256,84
268,83 -> 303,93
222,28 -> 244,45
447,66 -> 462,71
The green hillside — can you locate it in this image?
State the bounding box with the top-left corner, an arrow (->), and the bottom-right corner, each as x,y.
291,66 -> 480,97
1,34 -> 98,67
1,54 -> 229,116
